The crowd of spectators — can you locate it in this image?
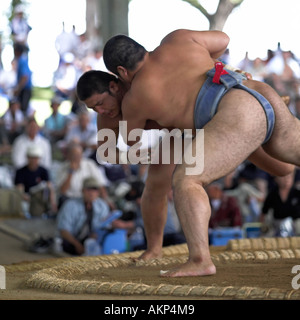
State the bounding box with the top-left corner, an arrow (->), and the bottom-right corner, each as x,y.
1,10 -> 300,255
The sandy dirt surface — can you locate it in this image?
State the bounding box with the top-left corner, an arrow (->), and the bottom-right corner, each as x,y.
1,236 -> 300,301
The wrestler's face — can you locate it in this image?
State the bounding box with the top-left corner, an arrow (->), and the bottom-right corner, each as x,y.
84,89 -> 121,118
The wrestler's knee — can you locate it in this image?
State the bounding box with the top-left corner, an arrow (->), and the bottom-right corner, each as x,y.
145,164 -> 173,194
272,163 -> 295,177
172,165 -> 207,195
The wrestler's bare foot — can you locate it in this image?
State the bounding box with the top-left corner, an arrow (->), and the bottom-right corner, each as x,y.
131,249 -> 163,263
160,259 -> 216,277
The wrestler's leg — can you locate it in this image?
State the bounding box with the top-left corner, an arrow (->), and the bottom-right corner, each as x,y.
139,162 -> 176,260
246,81 -> 300,166
162,89 -> 267,277
248,147 -> 294,177
138,135 -> 178,260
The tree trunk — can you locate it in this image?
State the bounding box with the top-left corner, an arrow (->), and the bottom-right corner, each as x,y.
86,0 -> 100,39
98,0 -> 129,43
209,0 -> 237,30
182,0 -> 244,31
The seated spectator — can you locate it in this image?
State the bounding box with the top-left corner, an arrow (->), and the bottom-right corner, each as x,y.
58,111 -> 97,158
43,96 -> 68,144
119,180 -> 185,251
260,169 -> 300,236
112,180 -> 145,242
226,162 -> 274,203
55,143 -> 111,208
225,170 -> 264,223
56,176 -> 119,256
206,181 -> 242,229
101,163 -> 130,187
0,121 -> 11,157
1,97 -> 26,144
11,117 -> 52,170
14,145 -> 57,217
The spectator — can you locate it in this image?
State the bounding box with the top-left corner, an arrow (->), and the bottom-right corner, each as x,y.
0,121 -> 11,158
246,57 -> 268,82
56,176 -> 115,256
207,182 -> 242,229
237,52 -> 252,72
265,47 -> 300,99
11,117 -> 52,170
58,111 -> 97,158
225,169 -> 264,223
55,23 -> 78,64
0,60 -> 17,98
260,170 -> 300,236
1,97 -> 26,144
55,143 -> 110,207
83,47 -> 107,72
120,180 -> 185,251
9,4 -> 31,46
14,145 -> 57,217
54,52 -> 78,101
13,43 -> 32,115
74,33 -> 93,62
43,96 -> 68,144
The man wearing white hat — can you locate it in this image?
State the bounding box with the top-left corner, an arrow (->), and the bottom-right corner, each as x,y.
14,145 -> 57,216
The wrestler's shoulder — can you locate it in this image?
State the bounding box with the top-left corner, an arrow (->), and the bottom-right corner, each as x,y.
161,29 -> 188,42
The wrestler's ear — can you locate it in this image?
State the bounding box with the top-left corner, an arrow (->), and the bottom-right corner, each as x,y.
117,66 -> 128,81
108,80 -> 119,94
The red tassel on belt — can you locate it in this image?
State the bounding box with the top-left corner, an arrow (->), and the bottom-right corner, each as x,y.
212,61 -> 229,84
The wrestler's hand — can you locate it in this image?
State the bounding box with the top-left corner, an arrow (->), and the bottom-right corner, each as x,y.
236,69 -> 253,80
223,62 -> 253,80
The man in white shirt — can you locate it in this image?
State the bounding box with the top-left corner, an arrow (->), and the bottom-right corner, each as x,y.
11,118 -> 52,170
56,143 -> 110,207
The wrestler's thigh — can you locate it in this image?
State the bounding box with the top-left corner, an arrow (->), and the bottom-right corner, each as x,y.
250,81 -> 300,162
174,89 -> 267,185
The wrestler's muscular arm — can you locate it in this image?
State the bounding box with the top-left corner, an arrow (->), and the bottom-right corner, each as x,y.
97,113 -> 124,163
120,91 -> 149,146
121,92 -> 178,261
161,29 -> 230,59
